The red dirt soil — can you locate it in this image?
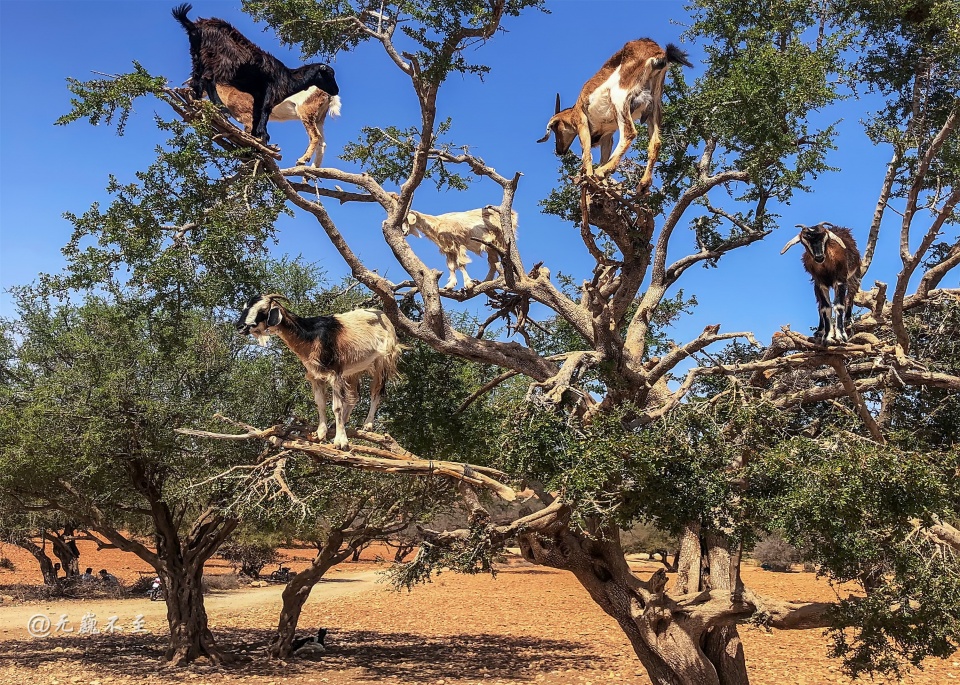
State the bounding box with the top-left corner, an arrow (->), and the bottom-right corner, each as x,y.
0,541 -> 957,684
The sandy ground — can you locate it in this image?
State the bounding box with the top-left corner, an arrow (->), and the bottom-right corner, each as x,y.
0,541 -> 957,685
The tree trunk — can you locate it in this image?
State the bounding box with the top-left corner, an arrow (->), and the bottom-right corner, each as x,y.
269,531 -> 349,659
163,562 -> 226,666
518,514 -> 752,685
49,527 -> 81,578
17,535 -> 60,586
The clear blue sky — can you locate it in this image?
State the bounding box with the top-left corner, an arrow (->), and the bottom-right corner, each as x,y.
0,1 -> 908,349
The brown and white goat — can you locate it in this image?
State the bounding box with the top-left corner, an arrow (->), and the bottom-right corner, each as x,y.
537,38 -> 692,192
216,84 -> 342,166
781,222 -> 862,344
236,294 -> 401,450
403,206 -> 517,290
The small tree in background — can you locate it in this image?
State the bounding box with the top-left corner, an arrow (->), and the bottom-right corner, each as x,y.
218,538 -> 280,579
751,533 -> 799,572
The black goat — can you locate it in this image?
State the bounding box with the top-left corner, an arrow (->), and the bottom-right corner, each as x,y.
292,628 -> 327,654
171,4 -> 339,142
781,222 -> 862,344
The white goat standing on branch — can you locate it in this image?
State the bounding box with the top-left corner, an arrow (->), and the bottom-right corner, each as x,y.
403,205 -> 517,290
235,294 -> 401,450
537,38 -> 692,192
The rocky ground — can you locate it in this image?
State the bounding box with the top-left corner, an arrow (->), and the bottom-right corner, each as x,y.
0,541 -> 957,684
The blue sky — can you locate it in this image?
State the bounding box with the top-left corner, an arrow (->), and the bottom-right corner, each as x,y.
0,1 -> 914,350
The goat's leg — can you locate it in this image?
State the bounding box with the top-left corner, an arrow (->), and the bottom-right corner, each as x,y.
363,370 -> 387,431
458,247 -> 475,289
296,100 -> 323,166
598,135 -> 614,167
483,250 -> 500,282
440,251 -> 460,290
595,104 -> 637,179
844,275 -> 861,337
828,282 -> 848,344
250,89 -> 272,142
813,283 -> 832,344
636,119 -> 662,194
330,377 -> 352,450
578,119 -> 595,176
309,378 -> 329,441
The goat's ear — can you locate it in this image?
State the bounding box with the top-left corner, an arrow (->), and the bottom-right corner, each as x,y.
267,306 -> 283,327
536,126 -> 553,144
780,235 -> 802,255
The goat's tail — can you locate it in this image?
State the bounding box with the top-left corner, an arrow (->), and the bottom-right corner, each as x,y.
171,3 -> 195,32
665,43 -> 694,68
328,95 -> 342,118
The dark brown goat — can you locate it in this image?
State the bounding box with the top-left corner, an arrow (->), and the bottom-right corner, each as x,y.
172,4 -> 339,142
781,222 -> 862,344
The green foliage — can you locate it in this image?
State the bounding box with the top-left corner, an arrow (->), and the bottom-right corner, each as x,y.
837,0 -> 960,194
384,525 -> 503,591
49,124 -> 287,311
55,63 -> 168,135
243,0 -> 546,83
751,436 -> 960,676
341,119 -> 472,191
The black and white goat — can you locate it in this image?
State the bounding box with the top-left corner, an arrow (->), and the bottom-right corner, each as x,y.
215,84 -> 342,166
292,627 -> 327,656
403,206 -> 517,290
537,38 -> 692,193
236,295 -> 401,450
781,222 -> 862,344
172,4 -> 339,142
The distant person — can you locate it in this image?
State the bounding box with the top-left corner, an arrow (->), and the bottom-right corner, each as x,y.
99,569 -> 118,584
80,567 -> 95,581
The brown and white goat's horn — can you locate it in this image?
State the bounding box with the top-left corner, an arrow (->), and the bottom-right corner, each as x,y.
826,230 -> 846,248
780,234 -> 802,254
263,293 -> 290,305
555,93 -> 561,115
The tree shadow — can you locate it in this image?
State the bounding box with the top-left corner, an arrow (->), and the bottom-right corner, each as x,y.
0,626 -> 596,681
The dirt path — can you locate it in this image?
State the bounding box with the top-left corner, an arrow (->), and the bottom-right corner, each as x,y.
0,570 -> 380,638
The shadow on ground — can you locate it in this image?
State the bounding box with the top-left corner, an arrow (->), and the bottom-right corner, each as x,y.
0,627 -> 596,681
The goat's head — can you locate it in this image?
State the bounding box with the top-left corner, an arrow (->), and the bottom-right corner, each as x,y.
780,222 -> 846,264
402,211 -> 425,238
302,63 -> 339,97
537,94 -> 579,156
235,293 -> 289,345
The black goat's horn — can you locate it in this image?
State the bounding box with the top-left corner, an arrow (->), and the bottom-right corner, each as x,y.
794,223 -> 809,229
555,93 -> 561,115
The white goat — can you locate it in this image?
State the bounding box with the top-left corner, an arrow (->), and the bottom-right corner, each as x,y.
235,294 -> 401,450
403,206 -> 517,290
537,38 -> 692,192
216,84 -> 341,166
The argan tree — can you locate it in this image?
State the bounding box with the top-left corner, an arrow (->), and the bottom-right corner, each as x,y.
56,0 -> 958,682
